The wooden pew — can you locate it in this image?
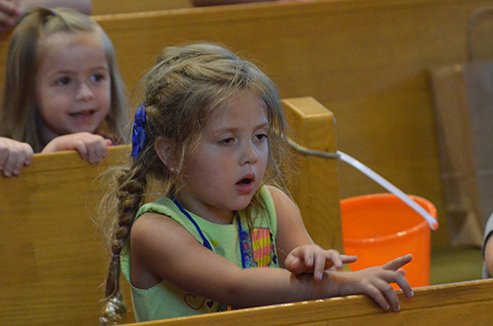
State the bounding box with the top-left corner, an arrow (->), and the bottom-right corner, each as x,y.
0,0 -> 491,246
93,0 -> 493,248
124,279 -> 493,326
80,0 -> 493,247
91,0 -> 192,15
0,97 -> 341,325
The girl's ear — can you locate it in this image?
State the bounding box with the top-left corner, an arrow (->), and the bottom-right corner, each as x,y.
155,136 -> 175,169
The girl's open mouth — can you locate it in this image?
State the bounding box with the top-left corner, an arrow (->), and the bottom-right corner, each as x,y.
236,177 -> 253,186
236,175 -> 255,194
70,109 -> 96,118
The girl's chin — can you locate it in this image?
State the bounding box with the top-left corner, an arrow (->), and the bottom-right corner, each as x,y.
231,196 -> 256,211
65,125 -> 100,134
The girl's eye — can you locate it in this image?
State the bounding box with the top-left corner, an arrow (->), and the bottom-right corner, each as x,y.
218,137 -> 235,145
56,77 -> 71,85
255,133 -> 268,142
90,73 -> 106,82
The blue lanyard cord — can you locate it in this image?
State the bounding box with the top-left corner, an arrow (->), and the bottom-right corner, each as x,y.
237,214 -> 247,269
170,191 -> 249,268
171,196 -> 213,251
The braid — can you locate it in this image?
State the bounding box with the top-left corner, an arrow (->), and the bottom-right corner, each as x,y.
100,43 -> 292,323
100,163 -> 147,325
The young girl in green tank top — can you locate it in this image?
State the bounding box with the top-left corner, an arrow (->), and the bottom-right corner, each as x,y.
100,43 -> 414,324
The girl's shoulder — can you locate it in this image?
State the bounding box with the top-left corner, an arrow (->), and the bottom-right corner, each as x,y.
264,185 -> 301,223
264,185 -> 296,208
135,197 -> 192,230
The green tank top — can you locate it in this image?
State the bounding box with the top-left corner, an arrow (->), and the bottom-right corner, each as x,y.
121,185 -> 280,322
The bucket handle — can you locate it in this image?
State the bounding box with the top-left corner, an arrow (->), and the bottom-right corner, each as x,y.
287,138 -> 439,231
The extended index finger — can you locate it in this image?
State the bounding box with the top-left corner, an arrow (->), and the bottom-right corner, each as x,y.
382,254 -> 413,271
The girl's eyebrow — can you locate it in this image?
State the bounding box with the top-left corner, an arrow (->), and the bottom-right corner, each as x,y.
51,66 -> 109,76
255,121 -> 270,130
211,121 -> 270,134
56,64 -> 109,72
91,65 -> 110,71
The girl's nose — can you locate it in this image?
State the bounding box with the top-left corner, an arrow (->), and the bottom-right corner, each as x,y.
240,141 -> 259,165
75,82 -> 94,101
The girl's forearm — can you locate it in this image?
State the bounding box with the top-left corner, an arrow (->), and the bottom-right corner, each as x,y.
189,255 -> 413,312
198,267 -> 339,308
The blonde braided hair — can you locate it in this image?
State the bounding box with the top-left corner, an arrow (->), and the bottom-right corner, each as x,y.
100,43 -> 292,324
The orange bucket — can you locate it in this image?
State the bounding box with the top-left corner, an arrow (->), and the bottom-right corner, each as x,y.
340,194 -> 437,289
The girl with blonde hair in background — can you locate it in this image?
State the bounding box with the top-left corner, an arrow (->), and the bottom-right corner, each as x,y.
0,7 -> 128,177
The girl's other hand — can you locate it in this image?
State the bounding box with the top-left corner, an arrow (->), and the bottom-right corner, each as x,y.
42,132 -> 112,164
0,137 -> 34,177
335,254 -> 414,312
285,245 -> 357,281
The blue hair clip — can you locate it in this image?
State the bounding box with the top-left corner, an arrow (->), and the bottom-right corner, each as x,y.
130,105 -> 146,159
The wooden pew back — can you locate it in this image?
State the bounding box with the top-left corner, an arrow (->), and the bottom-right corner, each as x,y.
0,97 -> 340,325
92,0 -> 192,15
88,0 -> 493,247
1,0 -> 492,246
123,279 -> 493,326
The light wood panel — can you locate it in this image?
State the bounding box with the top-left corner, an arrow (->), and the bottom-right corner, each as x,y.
283,97 -> 341,251
123,279 -> 493,326
0,145 -> 136,326
0,97 -> 340,325
90,0 -> 493,247
92,0 -> 192,15
0,0 -> 488,249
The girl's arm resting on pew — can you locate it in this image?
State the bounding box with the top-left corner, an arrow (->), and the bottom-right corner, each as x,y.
130,186 -> 413,312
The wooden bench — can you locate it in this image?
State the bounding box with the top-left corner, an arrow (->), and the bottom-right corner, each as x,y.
0,0 -> 490,246
90,0 -> 493,248
0,97 -> 341,325
124,279 -> 493,326
91,0 -> 192,15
